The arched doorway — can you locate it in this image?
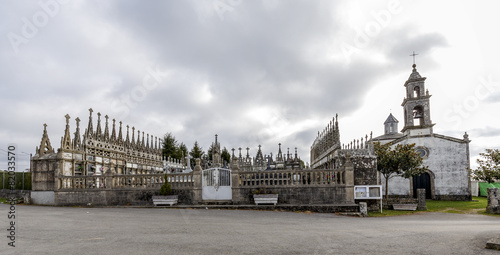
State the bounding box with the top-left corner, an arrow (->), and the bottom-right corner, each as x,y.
413,172 -> 431,199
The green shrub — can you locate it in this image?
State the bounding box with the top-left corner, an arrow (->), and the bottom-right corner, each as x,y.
160,173 -> 173,196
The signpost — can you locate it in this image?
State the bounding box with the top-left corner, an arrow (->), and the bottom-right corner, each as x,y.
354,185 -> 383,213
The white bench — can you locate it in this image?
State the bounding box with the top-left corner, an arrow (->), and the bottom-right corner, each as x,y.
253,195 -> 278,205
152,196 -> 178,206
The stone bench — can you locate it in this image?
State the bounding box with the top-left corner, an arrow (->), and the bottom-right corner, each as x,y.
392,204 -> 417,211
152,196 -> 178,206
254,194 -> 278,205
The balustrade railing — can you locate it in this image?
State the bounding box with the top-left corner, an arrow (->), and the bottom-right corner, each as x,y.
56,169 -> 344,190
237,169 -> 345,187
56,172 -> 194,190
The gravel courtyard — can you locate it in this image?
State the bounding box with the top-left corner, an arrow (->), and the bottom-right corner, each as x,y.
1,204 -> 499,255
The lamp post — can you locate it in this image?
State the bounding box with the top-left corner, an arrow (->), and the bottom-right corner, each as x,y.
20,152 -> 32,191
0,148 -> 8,189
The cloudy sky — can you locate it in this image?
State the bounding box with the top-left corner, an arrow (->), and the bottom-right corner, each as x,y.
1,0 -> 498,171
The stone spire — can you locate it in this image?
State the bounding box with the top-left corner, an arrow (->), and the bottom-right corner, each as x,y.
37,123 -> 54,155
137,130 -> 141,148
118,121 -> 123,143
86,108 -> 93,137
73,117 -> 82,151
255,145 -> 264,164
335,113 -> 340,145
131,127 -> 135,147
141,131 -> 145,149
126,125 -> 130,144
277,143 -> 283,162
61,114 -> 72,150
150,135 -> 154,152
146,133 -> 150,150
111,118 -> 116,142
96,112 -> 102,140
104,115 -> 110,141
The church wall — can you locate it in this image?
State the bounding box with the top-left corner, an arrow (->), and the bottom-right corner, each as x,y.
386,135 -> 470,200
382,176 -> 411,196
409,136 -> 469,199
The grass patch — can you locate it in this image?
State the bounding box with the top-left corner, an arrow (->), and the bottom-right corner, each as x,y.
426,196 -> 487,213
368,197 -> 494,217
368,209 -> 421,217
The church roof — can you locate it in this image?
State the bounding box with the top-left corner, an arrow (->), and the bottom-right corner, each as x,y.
372,132 -> 404,141
384,113 -> 398,124
409,64 -> 422,80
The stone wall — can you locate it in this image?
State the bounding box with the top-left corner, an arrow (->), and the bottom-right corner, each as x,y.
29,165 -> 358,206
39,185 -> 354,207
231,185 -> 353,205
30,191 -> 54,205
32,155 -> 58,191
46,184 -> 355,207
53,188 -> 195,206
0,189 -> 29,199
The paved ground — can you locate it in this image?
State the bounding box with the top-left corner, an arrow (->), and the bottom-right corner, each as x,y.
1,204 -> 499,255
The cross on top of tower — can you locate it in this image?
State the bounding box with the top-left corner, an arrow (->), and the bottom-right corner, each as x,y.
410,51 -> 418,68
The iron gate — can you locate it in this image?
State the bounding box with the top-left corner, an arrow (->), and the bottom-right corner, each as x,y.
202,168 -> 232,200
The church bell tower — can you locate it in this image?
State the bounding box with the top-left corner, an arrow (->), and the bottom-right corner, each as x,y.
401,64 -> 435,135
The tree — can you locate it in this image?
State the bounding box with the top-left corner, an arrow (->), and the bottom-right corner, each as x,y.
177,142 -> 188,162
189,141 -> 204,168
472,149 -> 500,184
299,159 -> 305,169
207,144 -> 214,161
162,133 -> 179,160
221,147 -> 231,166
374,142 -> 428,199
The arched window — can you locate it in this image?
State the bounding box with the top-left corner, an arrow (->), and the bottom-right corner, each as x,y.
413,105 -> 424,126
413,86 -> 420,98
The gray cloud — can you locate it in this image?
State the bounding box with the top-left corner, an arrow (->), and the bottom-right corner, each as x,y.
469,127 -> 500,138
0,1 -> 458,167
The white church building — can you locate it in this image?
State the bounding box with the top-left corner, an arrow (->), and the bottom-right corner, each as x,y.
372,64 -> 471,200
